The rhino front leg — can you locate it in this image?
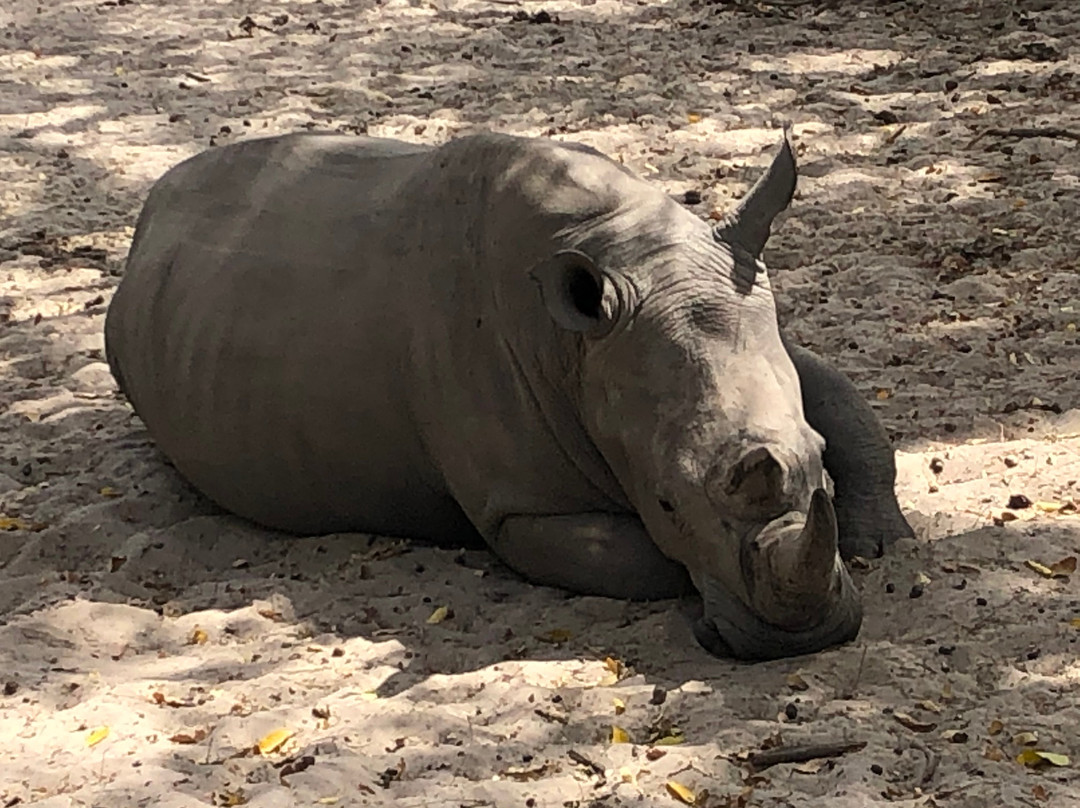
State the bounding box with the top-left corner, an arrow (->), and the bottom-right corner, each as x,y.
783,339 -> 915,559
493,513 -> 692,600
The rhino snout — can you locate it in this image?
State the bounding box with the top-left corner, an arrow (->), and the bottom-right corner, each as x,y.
705,444 -> 816,520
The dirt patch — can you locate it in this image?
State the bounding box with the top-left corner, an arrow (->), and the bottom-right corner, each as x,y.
2,0 -> 1080,806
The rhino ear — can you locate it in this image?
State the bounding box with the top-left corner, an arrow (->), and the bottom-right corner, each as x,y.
714,126 -> 797,258
530,250 -> 615,334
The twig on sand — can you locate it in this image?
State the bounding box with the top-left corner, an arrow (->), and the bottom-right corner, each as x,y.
969,126 -> 1080,149
747,740 -> 867,771
912,739 -> 939,788
839,645 -> 869,699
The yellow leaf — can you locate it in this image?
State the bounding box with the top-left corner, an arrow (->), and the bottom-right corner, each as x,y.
666,781 -> 696,805
1013,731 -> 1039,746
604,657 -> 624,675
654,734 -> 686,746
611,725 -> 630,744
426,605 -> 449,624
687,113 -> 701,124
988,719 -> 1004,736
99,486 -> 122,498
1069,617 -> 1080,629
256,728 -> 294,755
1016,749 -> 1070,767
316,798 -> 340,805
917,699 -> 943,714
189,627 -> 208,645
875,387 -> 892,400
1025,560 -> 1056,578
612,697 -> 626,715
86,726 -> 110,747
0,516 -> 31,531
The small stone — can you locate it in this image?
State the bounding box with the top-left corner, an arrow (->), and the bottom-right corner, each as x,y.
2,681 -> 17,696
1007,493 -> 1032,509
909,583 -> 924,599
784,703 -> 798,720
944,79 -> 958,92
870,763 -> 884,775
885,582 -> 895,594
649,685 -> 667,705
976,597 -> 988,606
929,457 -> 944,474
1003,455 -> 1019,468
938,645 -> 955,656
683,190 -> 702,205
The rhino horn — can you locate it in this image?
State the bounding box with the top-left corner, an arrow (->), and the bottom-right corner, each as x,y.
714,126 -> 797,258
747,488 -> 840,627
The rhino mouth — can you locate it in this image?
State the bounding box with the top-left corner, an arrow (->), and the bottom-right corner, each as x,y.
689,572 -> 862,661
689,490 -> 863,661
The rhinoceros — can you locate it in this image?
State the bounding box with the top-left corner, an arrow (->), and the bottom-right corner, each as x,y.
105,130 -> 912,661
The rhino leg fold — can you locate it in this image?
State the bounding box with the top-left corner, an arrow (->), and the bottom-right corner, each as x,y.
493,513 -> 692,600
783,340 -> 915,559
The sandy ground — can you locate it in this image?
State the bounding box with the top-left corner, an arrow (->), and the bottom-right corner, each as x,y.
2,0 -> 1080,805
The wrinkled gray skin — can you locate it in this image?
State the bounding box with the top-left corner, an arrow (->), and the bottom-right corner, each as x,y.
106,131 -> 910,661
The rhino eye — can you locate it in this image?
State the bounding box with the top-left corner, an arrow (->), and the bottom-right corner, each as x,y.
566,265 -> 603,319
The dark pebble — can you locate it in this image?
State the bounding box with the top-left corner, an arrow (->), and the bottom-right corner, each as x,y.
976,597 -> 988,606
1007,493 -> 1032,509
784,703 -> 798,720
885,582 -> 895,594
939,645 -> 955,655
683,190 -> 703,205
909,583 -> 924,599
870,763 -> 884,775
650,685 -> 667,706
945,79 -> 958,91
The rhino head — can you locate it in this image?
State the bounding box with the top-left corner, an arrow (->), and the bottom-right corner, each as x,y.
531,132 -> 861,660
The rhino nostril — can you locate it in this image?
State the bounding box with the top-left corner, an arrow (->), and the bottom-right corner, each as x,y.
727,446 -> 782,498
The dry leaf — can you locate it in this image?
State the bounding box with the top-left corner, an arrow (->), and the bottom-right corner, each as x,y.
86,726 -> 110,747
611,725 -> 630,744
536,628 -> 572,643
315,798 -> 340,805
426,606 -> 449,625
1016,749 -> 1070,767
257,728 -> 294,755
687,113 -> 702,124
1032,784 -> 1050,802
0,516 -> 31,531
794,758 -> 827,774
917,699 -> 943,714
99,486 -> 122,498
786,673 -> 809,691
1069,617 -> 1080,629
170,729 -> 208,744
984,745 -> 1005,762
645,748 -> 667,761
1013,731 -> 1039,746
360,691 -> 379,701
189,627 -> 208,645
666,780 -> 696,805
875,387 -> 892,400
612,697 -> 626,715
1050,556 -> 1077,575
217,789 -> 248,807
988,720 -> 1004,736
893,712 -> 937,733
501,762 -> 556,782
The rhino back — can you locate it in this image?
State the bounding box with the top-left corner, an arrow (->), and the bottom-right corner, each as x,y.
106,133 -> 633,538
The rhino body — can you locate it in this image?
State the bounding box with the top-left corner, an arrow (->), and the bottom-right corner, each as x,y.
105,132 -> 911,661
